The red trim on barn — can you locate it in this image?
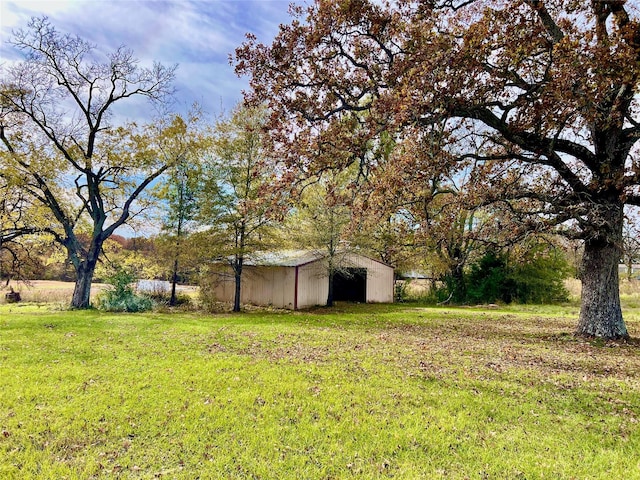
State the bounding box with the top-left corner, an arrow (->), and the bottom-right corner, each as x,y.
294,265 -> 299,310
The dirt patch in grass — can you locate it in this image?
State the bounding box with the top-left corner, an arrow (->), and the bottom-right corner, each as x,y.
381,312 -> 640,381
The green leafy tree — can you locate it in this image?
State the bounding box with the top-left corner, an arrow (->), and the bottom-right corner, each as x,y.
466,251 -> 513,305
200,104 -> 283,312
152,110 -> 209,305
288,169 -> 358,307
0,17 -> 177,308
467,243 -> 569,305
510,245 -> 570,304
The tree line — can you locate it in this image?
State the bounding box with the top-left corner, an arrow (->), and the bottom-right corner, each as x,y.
2,1 -> 640,340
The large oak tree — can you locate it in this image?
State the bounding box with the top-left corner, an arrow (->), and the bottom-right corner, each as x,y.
0,17 -> 177,308
237,0 -> 640,339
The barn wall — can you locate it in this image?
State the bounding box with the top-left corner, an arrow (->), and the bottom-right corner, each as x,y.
210,265 -> 296,309
209,266 -> 234,303
297,261 -> 329,309
343,253 -> 394,303
242,266 -> 296,308
296,254 -> 394,307
208,253 -> 394,309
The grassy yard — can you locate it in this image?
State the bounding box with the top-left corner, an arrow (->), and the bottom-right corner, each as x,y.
0,301 -> 639,479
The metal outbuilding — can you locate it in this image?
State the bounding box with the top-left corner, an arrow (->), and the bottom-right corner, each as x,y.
209,250 -> 394,309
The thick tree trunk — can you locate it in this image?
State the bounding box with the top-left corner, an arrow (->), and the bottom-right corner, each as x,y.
69,236 -> 103,309
576,211 -> 629,339
447,261 -> 466,303
71,259 -> 98,309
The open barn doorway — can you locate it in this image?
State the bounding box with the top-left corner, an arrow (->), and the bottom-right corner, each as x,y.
333,268 -> 367,303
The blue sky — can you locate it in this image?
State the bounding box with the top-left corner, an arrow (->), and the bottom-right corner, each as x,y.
0,0 -> 304,118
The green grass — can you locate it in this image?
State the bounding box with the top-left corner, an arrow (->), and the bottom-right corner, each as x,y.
1,302 -> 639,479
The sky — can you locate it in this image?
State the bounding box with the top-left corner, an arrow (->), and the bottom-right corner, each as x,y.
0,0 -> 306,236
0,0 -> 305,119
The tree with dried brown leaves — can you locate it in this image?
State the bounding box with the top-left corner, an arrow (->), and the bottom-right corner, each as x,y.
236,0 -> 640,339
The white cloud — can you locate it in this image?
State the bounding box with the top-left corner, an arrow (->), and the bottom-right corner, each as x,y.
1,0 -> 303,118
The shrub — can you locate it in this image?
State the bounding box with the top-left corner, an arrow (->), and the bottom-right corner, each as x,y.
466,251 -> 515,304
145,290 -> 193,307
198,275 -> 218,312
421,282 -> 456,304
394,279 -> 410,302
465,247 -> 569,305
198,269 -> 232,312
97,268 -> 153,312
509,247 -> 569,304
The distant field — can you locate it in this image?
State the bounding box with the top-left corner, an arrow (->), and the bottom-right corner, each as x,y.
0,280 -> 106,305
7,278 -> 640,310
0,281 -> 198,306
0,303 -> 639,479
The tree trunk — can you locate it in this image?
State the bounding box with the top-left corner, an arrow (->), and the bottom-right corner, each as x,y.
170,207 -> 184,307
69,236 -> 103,309
233,256 -> 243,313
447,261 -> 466,303
576,210 -> 629,339
71,258 -> 98,308
327,269 -> 335,307
170,257 -> 179,307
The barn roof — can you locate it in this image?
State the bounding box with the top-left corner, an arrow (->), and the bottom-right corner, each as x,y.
244,250 -> 325,267
242,249 -> 394,269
